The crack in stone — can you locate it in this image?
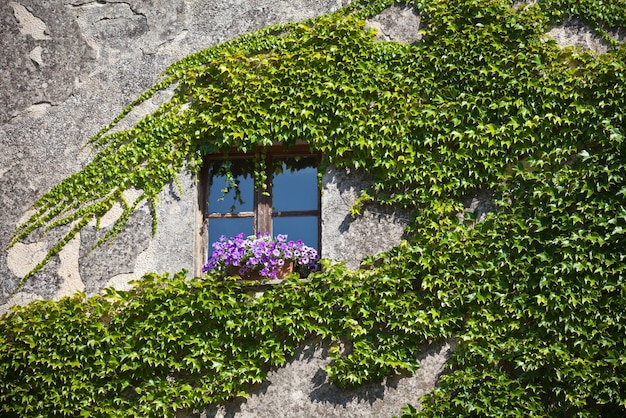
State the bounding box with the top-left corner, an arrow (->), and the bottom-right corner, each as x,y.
122,2 -> 147,21
94,15 -> 137,24
68,0 -> 147,20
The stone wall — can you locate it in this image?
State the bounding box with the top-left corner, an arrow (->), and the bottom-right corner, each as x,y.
321,167 -> 411,270
1,1 -> 618,416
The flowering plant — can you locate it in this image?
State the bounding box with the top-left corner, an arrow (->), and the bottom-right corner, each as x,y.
202,232 -> 319,279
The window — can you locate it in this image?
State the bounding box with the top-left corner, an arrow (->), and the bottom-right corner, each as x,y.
201,145 -> 320,265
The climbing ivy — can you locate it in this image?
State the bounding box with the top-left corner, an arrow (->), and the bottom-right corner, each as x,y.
3,0 -> 626,416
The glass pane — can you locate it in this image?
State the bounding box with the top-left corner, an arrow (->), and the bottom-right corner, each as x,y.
273,216 -> 318,251
208,160 -> 254,213
272,157 -> 318,211
208,218 -> 254,254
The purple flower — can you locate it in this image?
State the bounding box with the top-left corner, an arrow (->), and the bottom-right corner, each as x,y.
202,232 -> 319,279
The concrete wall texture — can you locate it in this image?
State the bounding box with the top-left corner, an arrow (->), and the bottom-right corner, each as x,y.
0,1 -> 619,416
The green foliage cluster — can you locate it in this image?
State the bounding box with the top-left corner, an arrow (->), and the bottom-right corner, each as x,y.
539,0 -> 626,30
538,0 -> 626,46
0,267 -> 433,416
3,0 -> 626,416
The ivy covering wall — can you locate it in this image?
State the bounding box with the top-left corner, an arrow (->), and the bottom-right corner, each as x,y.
2,0 -> 626,416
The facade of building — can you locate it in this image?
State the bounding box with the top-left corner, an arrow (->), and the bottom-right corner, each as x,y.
1,1 -> 620,416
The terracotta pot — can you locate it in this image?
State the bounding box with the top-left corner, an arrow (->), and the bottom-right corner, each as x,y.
231,261 -> 294,281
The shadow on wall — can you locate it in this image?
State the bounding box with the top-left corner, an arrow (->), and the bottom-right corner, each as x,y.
321,167 -> 412,270
195,339 -> 455,418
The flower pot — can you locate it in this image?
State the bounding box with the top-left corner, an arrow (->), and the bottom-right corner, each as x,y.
230,261 -> 294,281
275,261 -> 295,279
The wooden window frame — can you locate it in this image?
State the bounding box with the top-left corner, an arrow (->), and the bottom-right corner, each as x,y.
199,145 -> 321,268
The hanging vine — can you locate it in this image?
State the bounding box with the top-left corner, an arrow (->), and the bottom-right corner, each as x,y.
2,0 -> 626,416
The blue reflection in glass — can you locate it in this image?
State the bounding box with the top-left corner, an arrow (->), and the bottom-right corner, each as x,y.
208,218 -> 254,251
273,162 -> 317,211
209,173 -> 254,213
273,216 -> 318,251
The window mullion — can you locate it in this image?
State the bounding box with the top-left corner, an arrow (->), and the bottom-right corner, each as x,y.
256,191 -> 272,234
255,155 -> 272,234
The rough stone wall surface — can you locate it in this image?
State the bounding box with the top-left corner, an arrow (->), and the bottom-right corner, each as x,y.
366,4 -> 422,44
321,167 -> 410,270
546,19 -> 626,53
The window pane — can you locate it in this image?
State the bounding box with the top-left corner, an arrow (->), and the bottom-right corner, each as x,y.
208,218 -> 253,252
208,161 -> 254,213
273,157 -> 318,211
273,216 -> 318,251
